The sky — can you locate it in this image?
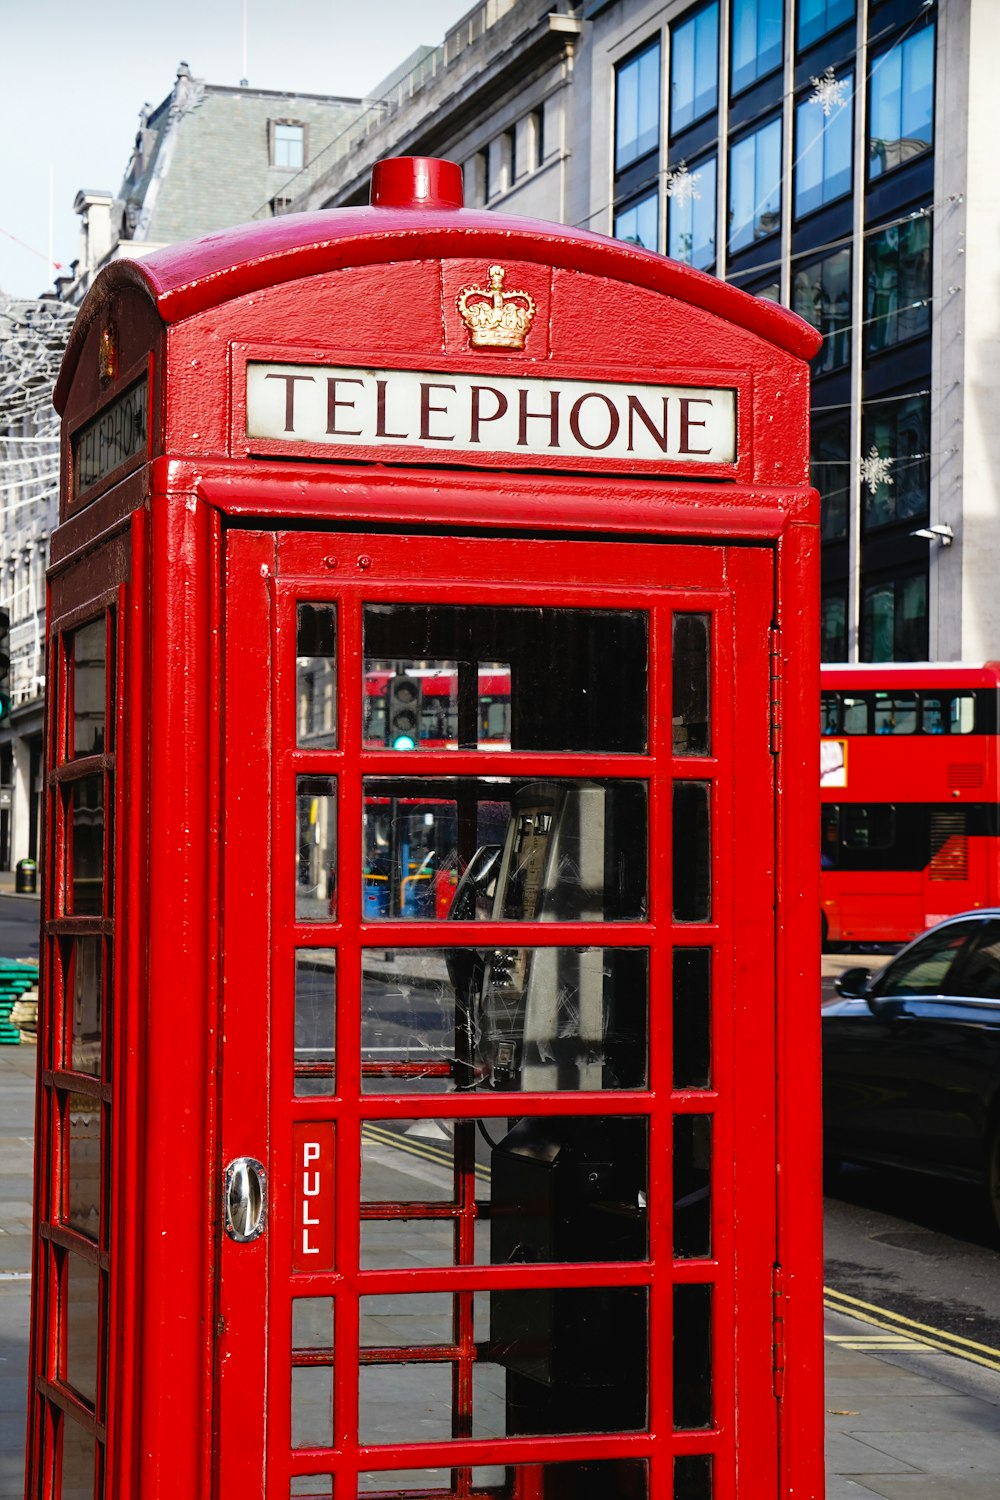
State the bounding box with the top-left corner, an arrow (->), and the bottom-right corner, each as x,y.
0,0 -> 473,299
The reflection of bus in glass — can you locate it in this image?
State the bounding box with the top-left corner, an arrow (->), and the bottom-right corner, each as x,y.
363,666 -> 511,749
820,662 -> 1000,947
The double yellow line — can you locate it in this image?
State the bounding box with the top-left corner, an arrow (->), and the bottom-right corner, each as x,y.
362,1121 -> 492,1181
825,1285 -> 1000,1374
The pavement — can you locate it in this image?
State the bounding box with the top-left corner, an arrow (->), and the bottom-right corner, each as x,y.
0,927 -> 998,1495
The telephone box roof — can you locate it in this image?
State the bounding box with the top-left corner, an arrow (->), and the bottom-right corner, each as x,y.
56,193 -> 819,411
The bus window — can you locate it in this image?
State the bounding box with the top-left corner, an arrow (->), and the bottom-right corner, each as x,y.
921,696 -> 945,734
821,809 -> 840,868
842,695 -> 869,734
821,694 -> 840,735
952,694 -> 976,733
842,805 -> 895,850
874,695 -> 917,734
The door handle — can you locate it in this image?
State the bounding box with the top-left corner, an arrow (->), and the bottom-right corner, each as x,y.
224,1157 -> 267,1242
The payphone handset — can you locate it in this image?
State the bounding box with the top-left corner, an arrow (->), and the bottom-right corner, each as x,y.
477,780 -> 639,1091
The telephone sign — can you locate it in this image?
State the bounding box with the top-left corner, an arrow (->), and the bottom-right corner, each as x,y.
29,156 -> 824,1500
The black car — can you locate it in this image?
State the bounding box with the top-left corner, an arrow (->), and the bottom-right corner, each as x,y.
823,911 -> 1000,1234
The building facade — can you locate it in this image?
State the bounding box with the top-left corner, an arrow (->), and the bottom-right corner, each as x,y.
0,67 -> 365,870
290,0 -> 999,665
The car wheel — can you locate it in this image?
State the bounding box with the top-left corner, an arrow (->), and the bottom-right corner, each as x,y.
987,1125 -> 1000,1240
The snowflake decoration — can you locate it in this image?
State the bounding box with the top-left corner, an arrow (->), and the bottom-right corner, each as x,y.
665,162 -> 701,208
809,65 -> 850,117
860,445 -> 895,495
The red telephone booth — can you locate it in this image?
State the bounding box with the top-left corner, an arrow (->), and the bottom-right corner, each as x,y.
28,157 -> 823,1500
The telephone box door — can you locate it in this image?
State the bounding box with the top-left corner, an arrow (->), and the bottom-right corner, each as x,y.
217,526 -> 778,1500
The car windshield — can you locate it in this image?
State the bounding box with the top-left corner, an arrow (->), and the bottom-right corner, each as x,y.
876,920 -> 986,998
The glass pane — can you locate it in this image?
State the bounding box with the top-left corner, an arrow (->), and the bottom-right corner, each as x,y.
60,1420 -> 96,1500
865,217 -> 931,354
673,1114 -> 712,1258
292,1366 -> 333,1449
616,42 -> 660,171
68,937 -> 102,1076
673,782 -> 711,922
953,694 -> 975,733
67,776 -> 104,916
72,620 -> 106,758
297,604 -> 337,749
672,614 -> 710,755
615,193 -> 659,252
873,694 -> 917,734
362,947 -> 648,1093
296,777 -> 337,921
675,1453 -> 713,1500
293,1297 -> 334,1351
729,119 -> 781,252
671,4 -> 718,133
361,1293 -> 453,1348
363,778 -> 648,923
362,1115 -> 647,1263
65,1255 -> 100,1405
363,605 -> 647,754
673,1283 -> 712,1429
291,1480 -> 332,1499
668,157 -> 717,272
295,950 -> 336,1096
358,1461 -> 648,1498
673,948 -> 711,1088
67,1095 -> 101,1241
359,1287 -> 648,1442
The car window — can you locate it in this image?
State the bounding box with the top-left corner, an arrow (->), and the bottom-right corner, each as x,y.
875,920 -> 985,998
950,920 -> 1000,1000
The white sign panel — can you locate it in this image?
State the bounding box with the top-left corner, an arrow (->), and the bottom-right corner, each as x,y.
246,362 -> 736,465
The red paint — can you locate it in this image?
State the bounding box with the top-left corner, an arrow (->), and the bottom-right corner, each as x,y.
31,156 -> 825,1500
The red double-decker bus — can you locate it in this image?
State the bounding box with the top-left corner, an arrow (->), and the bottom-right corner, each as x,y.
820,662 -> 1000,946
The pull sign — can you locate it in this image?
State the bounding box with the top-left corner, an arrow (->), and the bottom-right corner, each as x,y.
293,1122 -> 336,1271
224,1157 -> 267,1243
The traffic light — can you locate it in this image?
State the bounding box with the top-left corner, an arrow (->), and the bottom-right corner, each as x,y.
385,672 -> 419,750
0,608 -> 10,723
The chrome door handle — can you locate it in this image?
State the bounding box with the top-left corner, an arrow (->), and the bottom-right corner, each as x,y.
224,1157 -> 267,1242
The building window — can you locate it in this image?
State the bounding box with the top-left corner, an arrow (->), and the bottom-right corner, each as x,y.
864,215 -> 931,353
667,155 -> 716,271
861,393 -> 929,533
793,247 -> 851,373
822,588 -> 849,661
795,72 -> 854,217
728,117 -> 781,253
861,566 -> 928,661
811,412 -> 851,540
488,131 -> 515,199
616,39 -> 661,172
614,191 -> 659,251
271,121 -> 305,170
869,24 -> 935,180
731,0 -> 783,95
798,0 -> 855,52
270,195 -> 293,216
532,107 -> 545,169
670,3 -> 719,135
753,280 -> 781,302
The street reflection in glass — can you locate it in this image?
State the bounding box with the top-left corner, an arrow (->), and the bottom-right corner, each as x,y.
296,777 -> 337,921
363,778 -> 647,923
359,1286 -> 647,1443
363,603 -> 647,753
297,604 -> 337,749
294,950 -> 336,1095
360,947 -> 647,1093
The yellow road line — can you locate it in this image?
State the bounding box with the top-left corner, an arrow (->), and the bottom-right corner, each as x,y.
362,1122 -> 491,1180
824,1286 -> 1000,1373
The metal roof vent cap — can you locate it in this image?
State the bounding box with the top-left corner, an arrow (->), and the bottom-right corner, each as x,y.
370,156 -> 464,210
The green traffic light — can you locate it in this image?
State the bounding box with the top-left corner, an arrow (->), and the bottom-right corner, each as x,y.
391,733 -> 417,751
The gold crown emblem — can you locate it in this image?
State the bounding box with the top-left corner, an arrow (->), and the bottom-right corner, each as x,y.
457,264 -> 536,350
